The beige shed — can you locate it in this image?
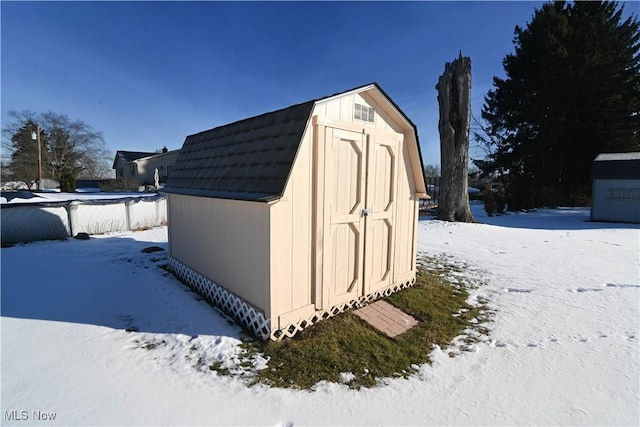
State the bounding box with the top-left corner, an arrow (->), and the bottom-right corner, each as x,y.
164,83 -> 427,340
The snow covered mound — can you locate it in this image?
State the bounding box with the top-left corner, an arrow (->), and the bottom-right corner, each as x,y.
1,202 -> 638,426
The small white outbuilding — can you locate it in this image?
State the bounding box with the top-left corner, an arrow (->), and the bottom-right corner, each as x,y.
590,152 -> 640,224
164,83 -> 427,339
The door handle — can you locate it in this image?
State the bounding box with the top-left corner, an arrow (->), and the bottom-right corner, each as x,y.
361,208 -> 372,217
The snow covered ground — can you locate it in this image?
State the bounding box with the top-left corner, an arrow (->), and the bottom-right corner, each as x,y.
1,202 -> 638,426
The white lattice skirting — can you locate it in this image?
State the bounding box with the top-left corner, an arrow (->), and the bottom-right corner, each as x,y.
272,277 -> 416,340
168,257 -> 272,340
169,256 -> 416,341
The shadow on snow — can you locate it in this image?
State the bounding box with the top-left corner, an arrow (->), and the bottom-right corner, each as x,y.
0,233 -> 242,339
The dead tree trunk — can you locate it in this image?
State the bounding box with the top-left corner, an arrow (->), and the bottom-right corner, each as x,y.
436,52 -> 476,222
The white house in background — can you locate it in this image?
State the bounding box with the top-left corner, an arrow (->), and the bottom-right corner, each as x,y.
591,152 -> 640,223
163,83 -> 428,340
112,147 -> 180,187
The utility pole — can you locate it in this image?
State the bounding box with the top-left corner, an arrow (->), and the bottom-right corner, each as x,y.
31,125 -> 43,191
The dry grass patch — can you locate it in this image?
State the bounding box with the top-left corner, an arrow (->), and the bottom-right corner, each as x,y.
247,266 -> 489,389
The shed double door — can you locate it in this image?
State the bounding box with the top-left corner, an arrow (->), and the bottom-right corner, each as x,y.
322,127 -> 397,308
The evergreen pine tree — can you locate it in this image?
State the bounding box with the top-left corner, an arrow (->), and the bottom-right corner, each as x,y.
479,1 -> 639,209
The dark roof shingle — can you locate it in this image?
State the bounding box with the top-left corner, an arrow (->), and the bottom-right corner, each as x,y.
164,82 -> 423,202
164,100 -> 315,202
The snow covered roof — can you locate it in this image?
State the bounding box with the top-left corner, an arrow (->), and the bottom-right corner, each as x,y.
594,152 -> 640,162
591,152 -> 640,180
163,83 -> 423,202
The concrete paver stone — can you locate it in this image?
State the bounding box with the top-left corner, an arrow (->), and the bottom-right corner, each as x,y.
353,300 -> 419,338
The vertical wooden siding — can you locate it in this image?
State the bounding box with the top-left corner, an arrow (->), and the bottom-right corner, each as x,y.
313,93 -> 401,134
168,194 -> 271,314
269,126 -> 314,327
271,93 -> 420,327
393,137 -> 419,283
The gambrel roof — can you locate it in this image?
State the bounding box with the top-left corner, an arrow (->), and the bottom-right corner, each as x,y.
164,83 -> 425,202
164,101 -> 314,202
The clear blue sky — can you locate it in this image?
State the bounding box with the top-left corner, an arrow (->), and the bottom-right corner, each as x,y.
2,1 -> 571,168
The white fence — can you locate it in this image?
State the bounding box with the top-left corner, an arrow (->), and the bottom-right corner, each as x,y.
1,194 -> 167,245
